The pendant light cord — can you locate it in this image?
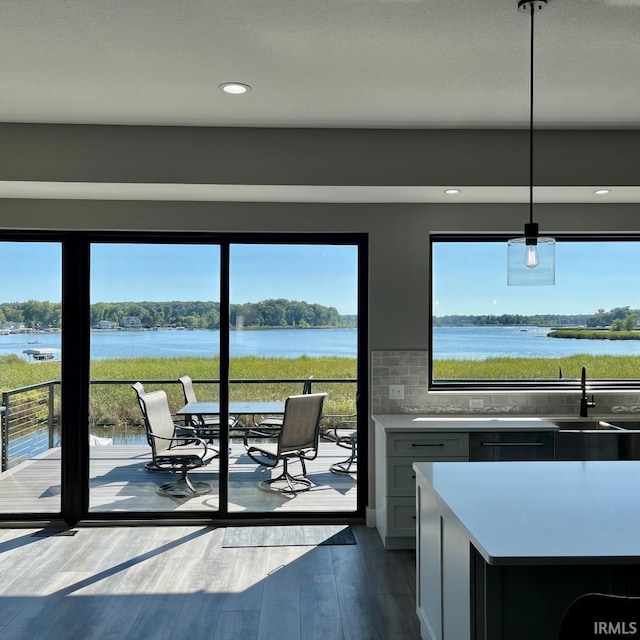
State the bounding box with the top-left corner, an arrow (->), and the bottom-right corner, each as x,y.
529,5 -> 535,226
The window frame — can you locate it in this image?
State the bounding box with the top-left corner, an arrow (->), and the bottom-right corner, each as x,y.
429,232 -> 640,392
0,229 -> 368,527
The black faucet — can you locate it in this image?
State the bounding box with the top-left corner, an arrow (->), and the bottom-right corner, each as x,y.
579,366 -> 596,417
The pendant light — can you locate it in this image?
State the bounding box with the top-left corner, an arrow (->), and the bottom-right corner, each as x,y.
507,0 -> 555,286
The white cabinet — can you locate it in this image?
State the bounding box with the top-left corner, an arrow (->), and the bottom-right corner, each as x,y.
416,482 -> 442,640
375,424 -> 468,549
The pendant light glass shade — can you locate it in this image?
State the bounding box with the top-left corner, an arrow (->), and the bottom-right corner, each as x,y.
507,0 -> 555,286
507,234 -> 555,285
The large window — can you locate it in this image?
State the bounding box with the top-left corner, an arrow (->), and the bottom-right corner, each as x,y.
431,235 -> 640,389
0,231 -> 366,525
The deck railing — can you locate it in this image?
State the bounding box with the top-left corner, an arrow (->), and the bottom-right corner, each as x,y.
1,381 -> 58,471
0,377 -> 357,471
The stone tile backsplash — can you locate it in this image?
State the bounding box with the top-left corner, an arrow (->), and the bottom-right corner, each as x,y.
371,350 -> 640,416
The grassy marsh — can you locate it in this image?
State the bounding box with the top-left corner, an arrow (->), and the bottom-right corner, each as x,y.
433,354 -> 640,380
0,354 -> 357,426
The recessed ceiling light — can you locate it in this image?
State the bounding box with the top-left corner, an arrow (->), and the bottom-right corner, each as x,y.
593,189 -> 610,195
219,82 -> 251,95
444,188 -> 461,195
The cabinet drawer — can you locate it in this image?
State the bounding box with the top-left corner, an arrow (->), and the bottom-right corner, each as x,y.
387,432 -> 469,457
387,497 -> 418,537
469,431 -> 554,461
387,456 -> 466,496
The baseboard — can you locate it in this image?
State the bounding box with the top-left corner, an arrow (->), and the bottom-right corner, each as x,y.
365,506 -> 376,527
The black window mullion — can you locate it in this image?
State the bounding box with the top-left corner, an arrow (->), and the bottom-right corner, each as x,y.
356,238 -> 368,517
61,235 -> 91,526
218,241 -> 230,515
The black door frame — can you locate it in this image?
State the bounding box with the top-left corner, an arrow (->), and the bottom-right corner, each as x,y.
0,230 -> 368,526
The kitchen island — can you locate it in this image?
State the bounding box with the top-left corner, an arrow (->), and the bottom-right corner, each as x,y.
415,460 -> 640,640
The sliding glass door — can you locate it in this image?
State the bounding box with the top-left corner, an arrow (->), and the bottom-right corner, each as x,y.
0,241 -> 62,515
228,243 -> 359,514
88,242 -> 222,514
0,232 -> 365,523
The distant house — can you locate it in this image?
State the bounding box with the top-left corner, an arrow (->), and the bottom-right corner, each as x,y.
95,320 -> 116,330
1,321 -> 27,333
120,316 -> 142,329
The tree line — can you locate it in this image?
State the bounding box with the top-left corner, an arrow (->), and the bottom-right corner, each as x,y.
433,313 -> 592,327
0,299 -> 356,330
434,306 -> 640,331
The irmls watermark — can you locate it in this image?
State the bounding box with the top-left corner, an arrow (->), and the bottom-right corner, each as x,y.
593,621 -> 638,635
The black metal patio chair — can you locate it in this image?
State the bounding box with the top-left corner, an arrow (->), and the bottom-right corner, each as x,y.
327,418 -> 358,475
249,375 -> 314,436
178,375 -> 237,452
138,389 -> 217,498
245,392 -> 327,494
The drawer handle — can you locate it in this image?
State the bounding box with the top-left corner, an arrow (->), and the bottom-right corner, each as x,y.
480,441 -> 544,447
412,443 -> 444,447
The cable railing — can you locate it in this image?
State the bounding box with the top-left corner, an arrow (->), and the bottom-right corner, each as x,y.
0,377 -> 357,471
1,381 -> 58,471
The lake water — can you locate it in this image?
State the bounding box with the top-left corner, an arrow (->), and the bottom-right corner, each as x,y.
433,326 -> 640,360
1,327 -> 358,360
7,325 -> 640,362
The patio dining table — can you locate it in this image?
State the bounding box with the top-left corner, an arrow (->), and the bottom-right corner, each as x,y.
176,401 -> 286,419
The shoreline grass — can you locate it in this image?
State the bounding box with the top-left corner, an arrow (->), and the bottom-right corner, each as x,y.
548,329 -> 640,340
433,354 -> 640,380
0,354 -> 357,426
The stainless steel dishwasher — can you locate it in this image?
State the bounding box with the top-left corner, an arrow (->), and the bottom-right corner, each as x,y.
469,431 -> 554,461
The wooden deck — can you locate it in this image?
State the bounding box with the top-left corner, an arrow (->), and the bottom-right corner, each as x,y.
0,440 -> 358,515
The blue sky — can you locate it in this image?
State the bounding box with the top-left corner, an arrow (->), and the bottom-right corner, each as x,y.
6,239 -> 634,317
0,242 -> 359,315
433,241 -> 640,316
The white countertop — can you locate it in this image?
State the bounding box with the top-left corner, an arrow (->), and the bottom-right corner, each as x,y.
373,414 -> 559,431
414,460 -> 640,566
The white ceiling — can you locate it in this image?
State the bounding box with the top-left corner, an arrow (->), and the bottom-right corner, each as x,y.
2,0 -> 640,129
2,0 -> 640,203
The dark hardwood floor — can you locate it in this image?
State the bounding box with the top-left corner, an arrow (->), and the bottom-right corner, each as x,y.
0,524 -> 419,639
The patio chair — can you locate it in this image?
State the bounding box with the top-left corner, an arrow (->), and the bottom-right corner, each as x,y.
133,382 -> 169,471
138,389 -> 217,497
326,417 -> 358,475
319,391 -> 358,443
319,391 -> 358,474
178,375 -> 237,445
132,381 -> 146,413
248,376 -> 314,438
245,392 -> 327,494
132,382 -> 201,471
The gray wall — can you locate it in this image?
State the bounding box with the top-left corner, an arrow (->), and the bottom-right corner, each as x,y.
2,124 -> 640,516
2,124 -> 640,187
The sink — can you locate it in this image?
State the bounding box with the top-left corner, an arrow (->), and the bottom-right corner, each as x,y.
607,420 -> 640,431
554,419 -> 640,460
552,420 -> 625,431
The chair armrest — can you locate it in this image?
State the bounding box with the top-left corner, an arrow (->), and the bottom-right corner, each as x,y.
320,413 -> 357,425
319,414 -> 357,441
242,424 -> 281,450
150,433 -> 210,454
175,425 -> 197,437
